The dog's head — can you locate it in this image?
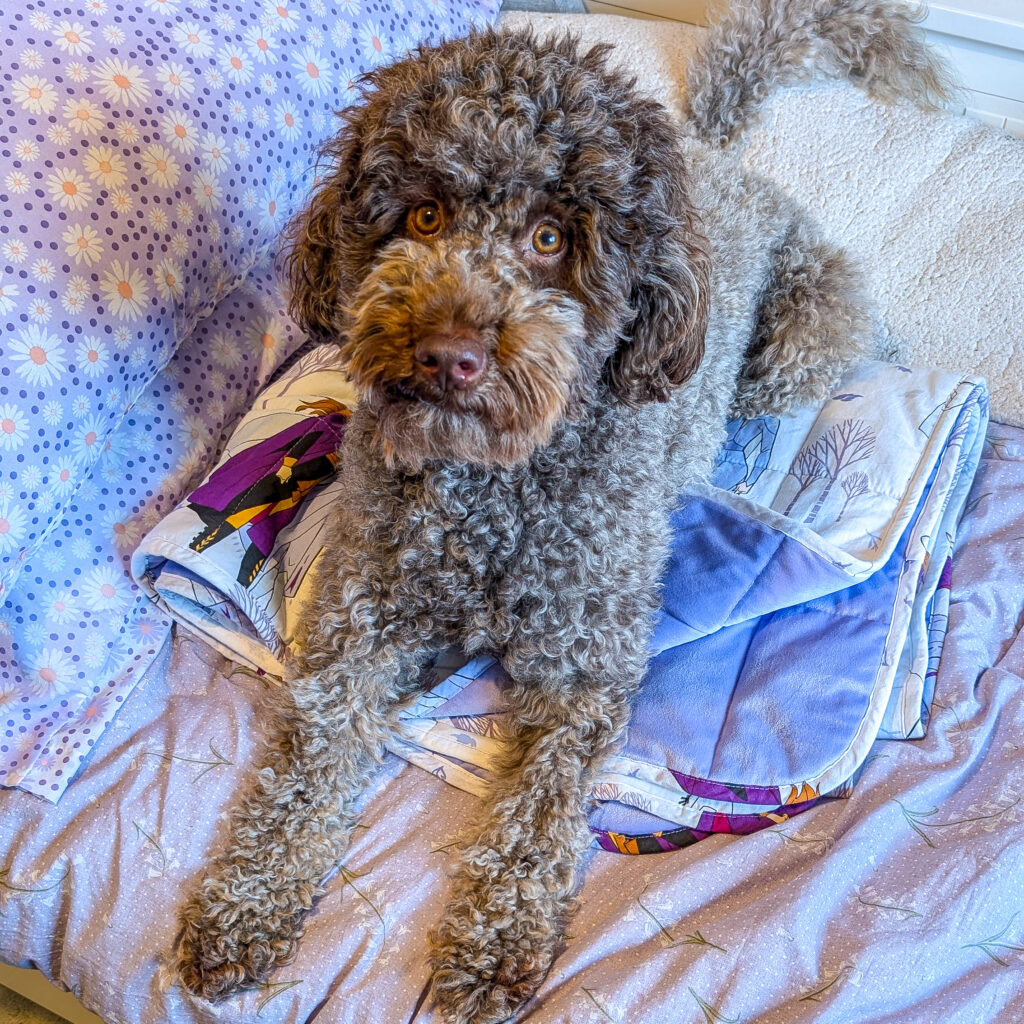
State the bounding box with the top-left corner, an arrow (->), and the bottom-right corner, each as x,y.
286,29 -> 710,470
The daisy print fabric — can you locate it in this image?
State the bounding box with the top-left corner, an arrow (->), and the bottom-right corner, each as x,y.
0,0 -> 500,799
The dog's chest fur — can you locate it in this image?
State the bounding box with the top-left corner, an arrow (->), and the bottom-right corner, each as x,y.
333,399 -> 690,659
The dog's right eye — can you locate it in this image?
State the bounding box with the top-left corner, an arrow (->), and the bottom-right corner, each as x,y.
409,202 -> 443,238
531,224 -> 565,256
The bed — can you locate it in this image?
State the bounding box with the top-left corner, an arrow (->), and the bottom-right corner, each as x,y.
2,5 -> 1024,1023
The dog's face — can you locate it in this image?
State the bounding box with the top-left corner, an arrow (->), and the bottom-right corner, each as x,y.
287,30 -> 710,470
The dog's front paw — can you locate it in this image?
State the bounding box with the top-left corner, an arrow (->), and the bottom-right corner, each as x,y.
429,901 -> 555,1024
430,947 -> 549,1024
176,892 -> 296,1001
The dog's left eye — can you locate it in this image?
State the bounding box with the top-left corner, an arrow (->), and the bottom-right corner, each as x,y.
409,201 -> 443,237
531,224 -> 565,256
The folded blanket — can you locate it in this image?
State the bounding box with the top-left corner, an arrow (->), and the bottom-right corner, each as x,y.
132,346 -> 358,677
132,354 -> 988,852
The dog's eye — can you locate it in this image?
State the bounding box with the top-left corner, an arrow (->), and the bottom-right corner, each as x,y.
409,201 -> 443,237
531,223 -> 564,256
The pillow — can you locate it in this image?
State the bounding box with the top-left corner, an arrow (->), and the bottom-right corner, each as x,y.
0,0 -> 500,599
739,83 -> 1024,429
1,255 -> 303,799
0,0 -> 501,799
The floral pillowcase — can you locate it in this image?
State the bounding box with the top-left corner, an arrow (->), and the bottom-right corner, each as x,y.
0,0 -> 500,799
0,0 -> 497,597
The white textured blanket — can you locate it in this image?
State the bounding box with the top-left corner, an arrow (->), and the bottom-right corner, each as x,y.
504,13 -> 1024,428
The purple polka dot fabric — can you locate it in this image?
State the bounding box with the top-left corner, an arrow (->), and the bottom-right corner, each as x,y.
0,0 -> 500,800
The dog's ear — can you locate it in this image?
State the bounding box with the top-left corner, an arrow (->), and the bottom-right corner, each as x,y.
603,146 -> 711,405
283,128 -> 362,340
284,54 -> 423,340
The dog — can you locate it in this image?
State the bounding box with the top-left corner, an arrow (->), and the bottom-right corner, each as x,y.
176,3 -> 952,1021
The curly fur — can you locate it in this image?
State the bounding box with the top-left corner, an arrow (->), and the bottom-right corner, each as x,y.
177,4 -> 952,1021
687,0 -> 957,146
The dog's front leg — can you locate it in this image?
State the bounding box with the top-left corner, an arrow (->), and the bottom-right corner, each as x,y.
176,636 -> 429,1001
429,677 -> 633,1024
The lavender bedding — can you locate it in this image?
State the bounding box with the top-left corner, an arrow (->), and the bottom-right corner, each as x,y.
1,423 -> 1023,1024
2,7 -> 1023,1024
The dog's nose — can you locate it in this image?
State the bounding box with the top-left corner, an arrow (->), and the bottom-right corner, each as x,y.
413,332 -> 487,392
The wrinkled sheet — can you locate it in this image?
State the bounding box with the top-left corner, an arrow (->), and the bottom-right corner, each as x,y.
1,424 -> 1023,1024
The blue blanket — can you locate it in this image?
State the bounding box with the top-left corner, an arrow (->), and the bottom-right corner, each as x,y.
387,363 -> 989,852
133,356 -> 988,852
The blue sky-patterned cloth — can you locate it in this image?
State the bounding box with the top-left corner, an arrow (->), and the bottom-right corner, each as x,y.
388,365 -> 989,845
128,350 -> 988,846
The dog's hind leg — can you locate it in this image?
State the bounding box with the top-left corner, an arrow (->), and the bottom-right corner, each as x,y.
175,615 -> 434,1000
730,218 -> 875,418
429,675 -> 634,1024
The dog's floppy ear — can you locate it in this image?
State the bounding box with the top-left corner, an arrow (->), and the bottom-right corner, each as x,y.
603,143 -> 711,405
283,127 -> 362,340
284,55 -> 421,340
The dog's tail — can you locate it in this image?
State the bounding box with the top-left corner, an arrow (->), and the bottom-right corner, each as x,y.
686,0 -> 958,146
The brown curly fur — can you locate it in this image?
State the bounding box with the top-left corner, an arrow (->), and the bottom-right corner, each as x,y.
175,5 -> 952,1022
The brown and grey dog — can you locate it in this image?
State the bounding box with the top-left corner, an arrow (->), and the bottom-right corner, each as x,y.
176,3 -> 952,1021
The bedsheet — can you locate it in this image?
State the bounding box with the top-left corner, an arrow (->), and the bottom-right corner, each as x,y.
1,423 -> 1023,1024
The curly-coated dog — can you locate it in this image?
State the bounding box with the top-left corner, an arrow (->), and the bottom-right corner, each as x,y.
176,2 -> 952,1020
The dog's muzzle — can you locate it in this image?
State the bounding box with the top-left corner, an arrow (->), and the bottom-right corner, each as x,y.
343,234 -> 587,467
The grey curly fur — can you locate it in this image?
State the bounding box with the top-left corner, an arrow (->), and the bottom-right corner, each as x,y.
687,0 -> 957,146
176,4 -> 953,1021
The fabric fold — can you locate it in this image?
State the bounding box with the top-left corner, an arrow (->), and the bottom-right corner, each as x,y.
131,356 -> 988,853
132,346 -> 359,677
